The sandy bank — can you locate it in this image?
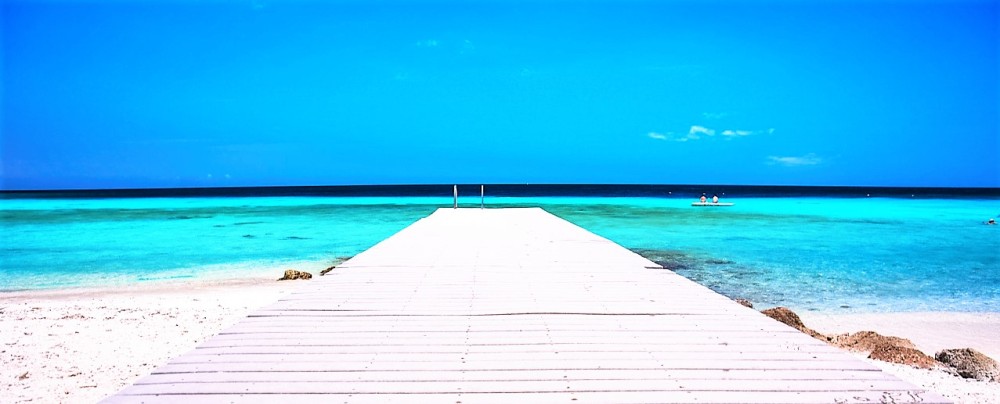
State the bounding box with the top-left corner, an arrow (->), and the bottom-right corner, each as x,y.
3,279 -> 999,403
799,311 -> 1000,360
0,277 -> 300,403
798,311 -> 1000,403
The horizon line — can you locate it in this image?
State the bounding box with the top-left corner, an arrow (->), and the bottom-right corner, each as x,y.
2,183 -> 999,195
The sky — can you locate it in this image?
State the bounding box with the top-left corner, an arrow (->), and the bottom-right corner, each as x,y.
2,0 -> 998,190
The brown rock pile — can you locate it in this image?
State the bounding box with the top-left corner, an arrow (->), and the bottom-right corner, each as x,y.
829,331 -> 938,369
320,266 -> 335,276
760,307 -> 828,341
755,305 -> 1000,377
830,331 -> 916,352
869,344 -> 939,369
761,306 -> 806,329
936,348 -> 999,381
277,269 -> 312,281
758,306 -> 942,369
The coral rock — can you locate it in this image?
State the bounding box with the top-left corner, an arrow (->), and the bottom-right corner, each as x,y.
831,331 -> 917,353
761,307 -> 805,329
760,307 -> 828,341
830,331 -> 939,369
278,269 -> 313,281
936,348 -> 999,381
869,345 -> 938,369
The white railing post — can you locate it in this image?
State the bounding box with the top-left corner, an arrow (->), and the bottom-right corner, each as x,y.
453,185 -> 458,209
480,185 -> 484,209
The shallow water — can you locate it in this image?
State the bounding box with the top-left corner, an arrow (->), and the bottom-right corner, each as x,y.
529,197 -> 1000,313
2,192 -> 998,314
0,197 -> 441,289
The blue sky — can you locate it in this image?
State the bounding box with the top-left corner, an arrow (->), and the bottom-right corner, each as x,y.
2,0 -> 998,190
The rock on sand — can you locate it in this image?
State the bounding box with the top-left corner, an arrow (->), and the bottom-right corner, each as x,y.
278,269 -> 312,281
761,306 -> 827,341
936,348 -> 999,381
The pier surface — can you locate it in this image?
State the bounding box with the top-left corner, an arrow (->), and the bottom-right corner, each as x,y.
106,208 -> 947,403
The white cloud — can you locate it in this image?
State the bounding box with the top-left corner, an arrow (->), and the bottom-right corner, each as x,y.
689,125 -> 715,137
722,128 -> 775,137
767,153 -> 822,167
647,131 -> 696,142
649,125 -> 774,142
721,129 -> 752,137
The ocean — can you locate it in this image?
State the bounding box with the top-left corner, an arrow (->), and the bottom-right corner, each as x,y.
2,185 -> 998,314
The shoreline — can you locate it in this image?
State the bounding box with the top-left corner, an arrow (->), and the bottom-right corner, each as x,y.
0,258 -> 343,294
2,277 -> 998,403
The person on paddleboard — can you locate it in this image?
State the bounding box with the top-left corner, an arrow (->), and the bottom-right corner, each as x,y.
700,193 -> 707,203
712,194 -> 719,203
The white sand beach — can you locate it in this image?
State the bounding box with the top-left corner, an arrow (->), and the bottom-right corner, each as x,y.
800,311 -> 1000,404
2,279 -> 998,403
799,312 -> 1000,360
0,278 -> 300,403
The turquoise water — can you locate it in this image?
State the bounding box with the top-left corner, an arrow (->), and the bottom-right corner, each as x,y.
0,197 -> 442,289
2,194 -> 998,313
532,197 -> 1000,313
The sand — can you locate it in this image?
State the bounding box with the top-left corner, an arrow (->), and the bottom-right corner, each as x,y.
0,278 -> 300,403
799,312 -> 1000,361
2,280 -> 998,403
799,311 -> 1000,404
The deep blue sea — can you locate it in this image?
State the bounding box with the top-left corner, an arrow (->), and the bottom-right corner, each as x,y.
2,185 -> 998,314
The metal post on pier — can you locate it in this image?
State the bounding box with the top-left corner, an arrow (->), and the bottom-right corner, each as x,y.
480,185 -> 484,209
453,185 -> 458,209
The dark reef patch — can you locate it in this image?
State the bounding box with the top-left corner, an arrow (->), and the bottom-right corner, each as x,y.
630,248 -> 699,270
705,259 -> 734,265
170,215 -> 212,220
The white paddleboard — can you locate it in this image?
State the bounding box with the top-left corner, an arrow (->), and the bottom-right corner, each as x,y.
691,202 -> 734,207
